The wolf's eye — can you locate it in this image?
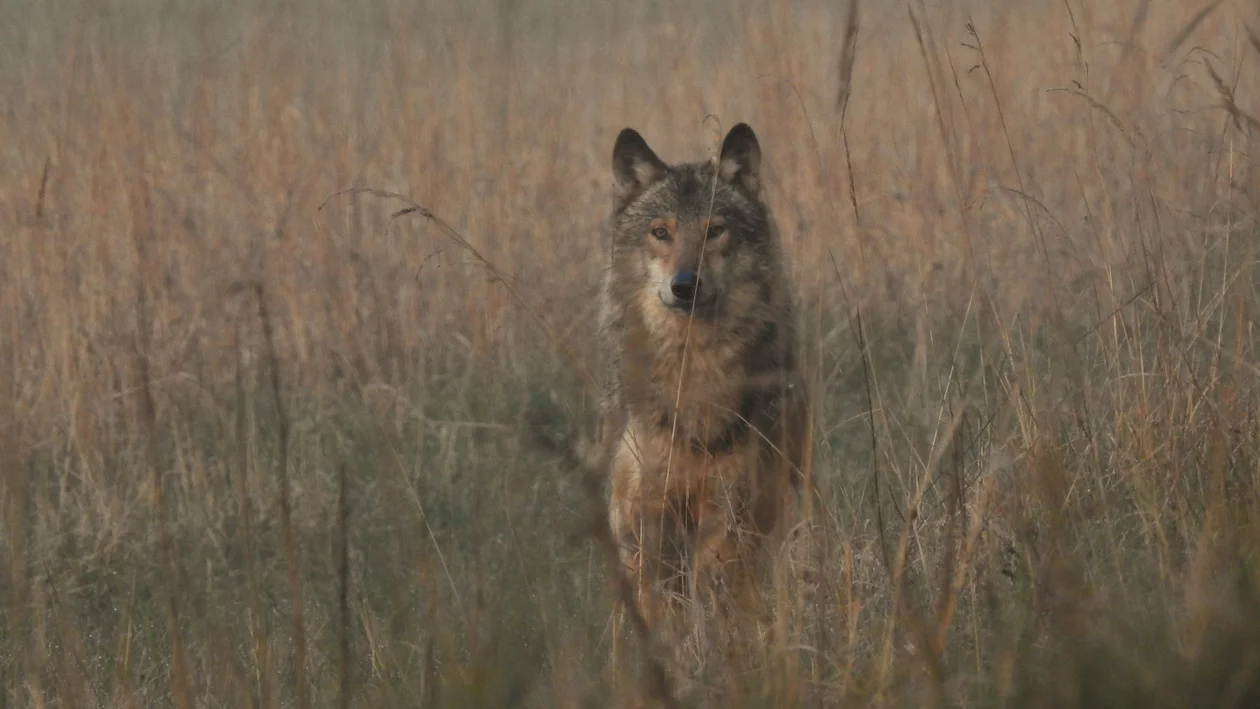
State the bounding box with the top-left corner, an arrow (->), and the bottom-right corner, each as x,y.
651,227 -> 671,241
706,225 -> 725,241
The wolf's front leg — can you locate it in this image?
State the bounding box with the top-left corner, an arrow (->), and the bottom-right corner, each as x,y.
694,506 -> 773,665
609,481 -> 666,631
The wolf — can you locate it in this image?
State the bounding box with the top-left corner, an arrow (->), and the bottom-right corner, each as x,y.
588,122 -> 812,643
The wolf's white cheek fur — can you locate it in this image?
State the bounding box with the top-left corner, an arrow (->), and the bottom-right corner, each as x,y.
646,259 -> 675,305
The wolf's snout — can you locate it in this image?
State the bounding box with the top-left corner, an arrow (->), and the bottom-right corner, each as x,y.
670,272 -> 701,302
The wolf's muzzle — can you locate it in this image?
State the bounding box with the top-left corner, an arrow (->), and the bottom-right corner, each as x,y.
670,271 -> 701,303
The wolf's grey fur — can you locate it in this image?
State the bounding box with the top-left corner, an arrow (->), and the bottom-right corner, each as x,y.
591,122 -> 811,640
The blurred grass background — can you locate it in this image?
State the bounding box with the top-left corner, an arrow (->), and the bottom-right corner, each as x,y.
6,0 -> 1260,706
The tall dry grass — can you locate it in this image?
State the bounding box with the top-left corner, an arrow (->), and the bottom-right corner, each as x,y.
5,0 -> 1260,705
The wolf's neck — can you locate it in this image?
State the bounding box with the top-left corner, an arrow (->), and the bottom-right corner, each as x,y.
620,309 -> 763,423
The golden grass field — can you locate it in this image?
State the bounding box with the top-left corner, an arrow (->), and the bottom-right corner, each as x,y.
6,0 -> 1260,705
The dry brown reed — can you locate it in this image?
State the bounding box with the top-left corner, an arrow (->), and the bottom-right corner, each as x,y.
4,0 -> 1260,706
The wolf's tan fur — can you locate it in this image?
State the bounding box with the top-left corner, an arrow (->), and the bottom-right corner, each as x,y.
591,123 -> 812,639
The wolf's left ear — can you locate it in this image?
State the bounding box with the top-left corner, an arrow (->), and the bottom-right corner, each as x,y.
718,123 -> 762,194
613,128 -> 668,208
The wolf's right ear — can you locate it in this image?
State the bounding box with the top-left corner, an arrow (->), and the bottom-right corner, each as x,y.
612,128 -> 668,208
718,123 -> 762,195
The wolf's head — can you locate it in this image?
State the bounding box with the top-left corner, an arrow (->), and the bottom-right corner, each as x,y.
609,123 -> 782,326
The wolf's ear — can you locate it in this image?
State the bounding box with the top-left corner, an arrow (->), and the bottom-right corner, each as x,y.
613,128 -> 668,207
717,123 -> 761,194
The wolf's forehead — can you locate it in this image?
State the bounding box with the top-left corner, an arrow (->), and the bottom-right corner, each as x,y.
644,164 -> 740,217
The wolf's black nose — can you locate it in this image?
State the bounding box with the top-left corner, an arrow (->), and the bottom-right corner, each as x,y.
670,272 -> 700,302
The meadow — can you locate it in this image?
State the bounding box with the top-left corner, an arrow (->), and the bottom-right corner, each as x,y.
5,0 -> 1260,706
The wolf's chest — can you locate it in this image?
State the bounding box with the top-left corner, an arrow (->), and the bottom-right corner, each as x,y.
618,416 -> 757,495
